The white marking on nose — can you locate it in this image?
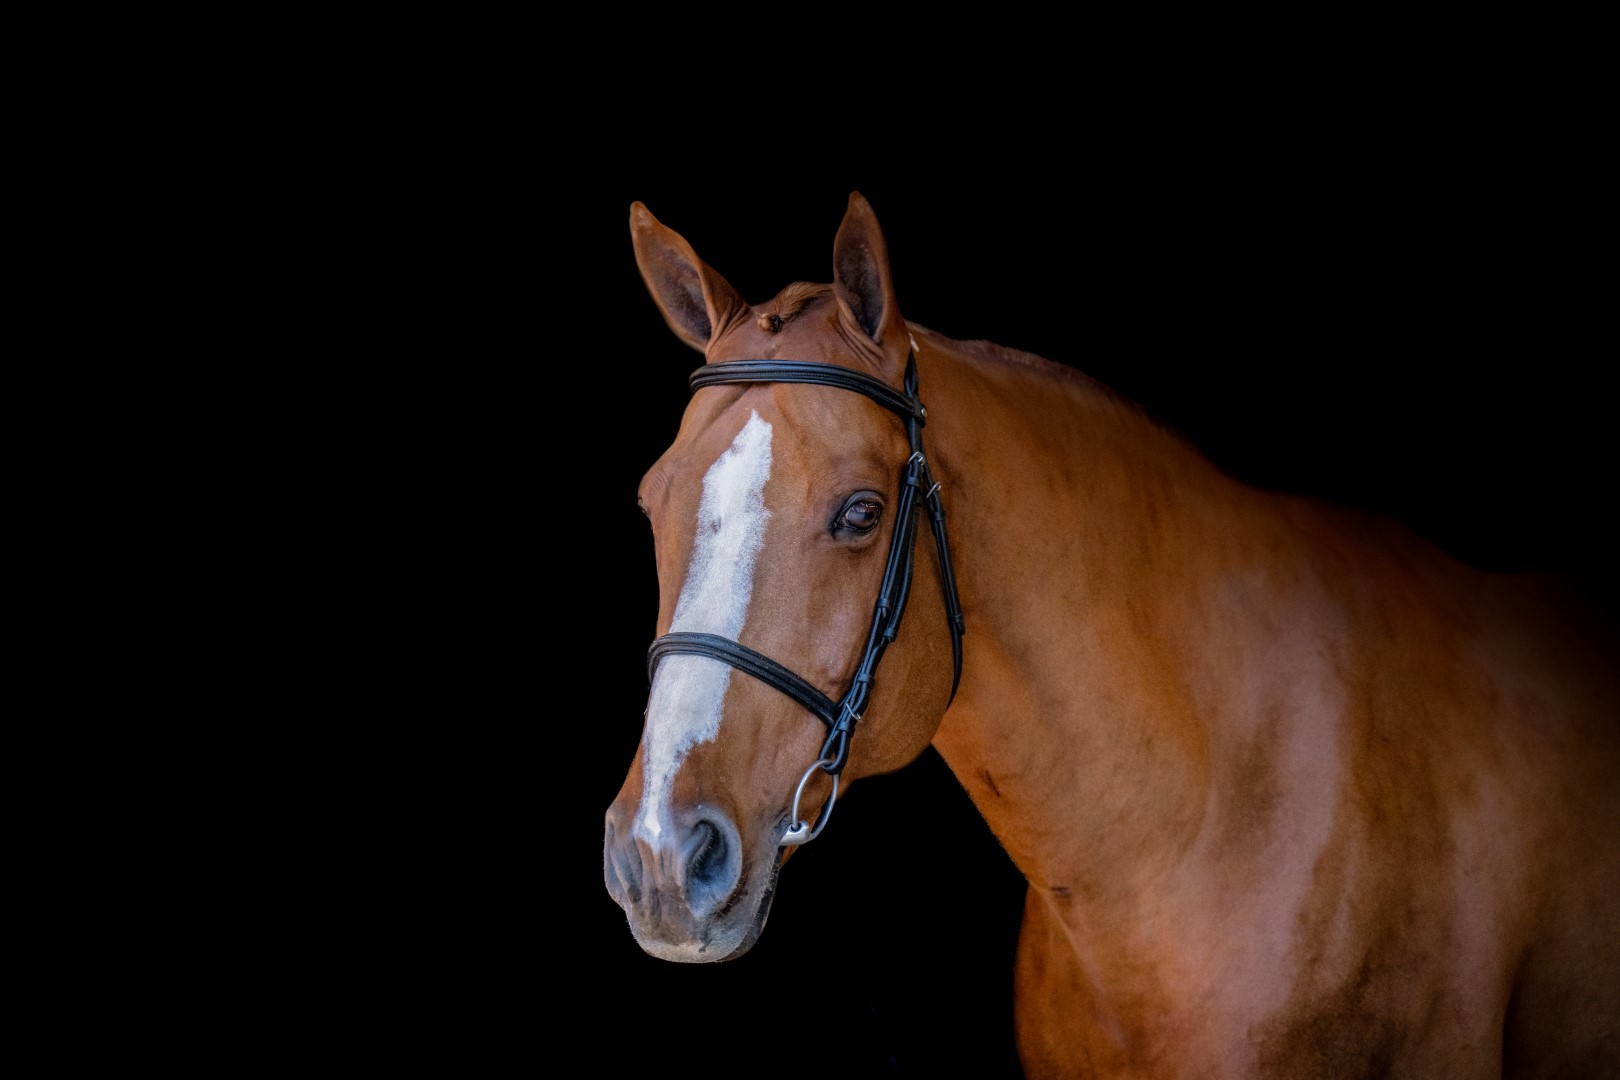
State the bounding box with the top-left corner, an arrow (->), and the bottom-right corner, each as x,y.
636,411 -> 773,844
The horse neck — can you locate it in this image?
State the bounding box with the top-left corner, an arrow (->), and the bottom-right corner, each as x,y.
916,330 -> 1318,908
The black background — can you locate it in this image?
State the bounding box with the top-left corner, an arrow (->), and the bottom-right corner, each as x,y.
279,108 -> 1610,1077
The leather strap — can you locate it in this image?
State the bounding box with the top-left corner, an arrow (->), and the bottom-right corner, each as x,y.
647,632 -> 841,729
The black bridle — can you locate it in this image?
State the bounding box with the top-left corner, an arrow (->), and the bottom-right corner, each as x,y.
645,351 -> 965,845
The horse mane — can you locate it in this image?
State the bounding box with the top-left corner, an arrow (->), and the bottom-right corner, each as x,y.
909,323 -> 1198,452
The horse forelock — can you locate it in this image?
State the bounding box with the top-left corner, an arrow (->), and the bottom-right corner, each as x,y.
757,282 -> 832,328
716,282 -> 893,374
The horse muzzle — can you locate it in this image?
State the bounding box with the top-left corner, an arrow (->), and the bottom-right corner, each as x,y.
603,803 -> 776,963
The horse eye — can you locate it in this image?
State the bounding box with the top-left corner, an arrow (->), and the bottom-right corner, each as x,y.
835,497 -> 883,534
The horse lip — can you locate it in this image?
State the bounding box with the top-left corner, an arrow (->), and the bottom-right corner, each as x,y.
718,859 -> 780,960
624,838 -> 785,963
707,848 -> 784,959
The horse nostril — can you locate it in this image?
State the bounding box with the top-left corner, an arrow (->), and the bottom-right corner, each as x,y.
688,821 -> 723,887
681,813 -> 742,919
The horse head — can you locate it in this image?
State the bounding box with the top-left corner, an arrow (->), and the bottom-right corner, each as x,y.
603,192 -> 963,962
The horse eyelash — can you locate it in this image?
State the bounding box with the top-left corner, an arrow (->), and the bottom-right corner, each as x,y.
831,496 -> 884,535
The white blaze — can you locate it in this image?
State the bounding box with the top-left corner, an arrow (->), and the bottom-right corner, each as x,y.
636,411 -> 773,843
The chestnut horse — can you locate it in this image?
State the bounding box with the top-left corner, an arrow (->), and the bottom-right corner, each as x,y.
602,192 -> 1620,1077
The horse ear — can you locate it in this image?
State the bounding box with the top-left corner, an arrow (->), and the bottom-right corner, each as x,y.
832,191 -> 909,363
630,201 -> 749,355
